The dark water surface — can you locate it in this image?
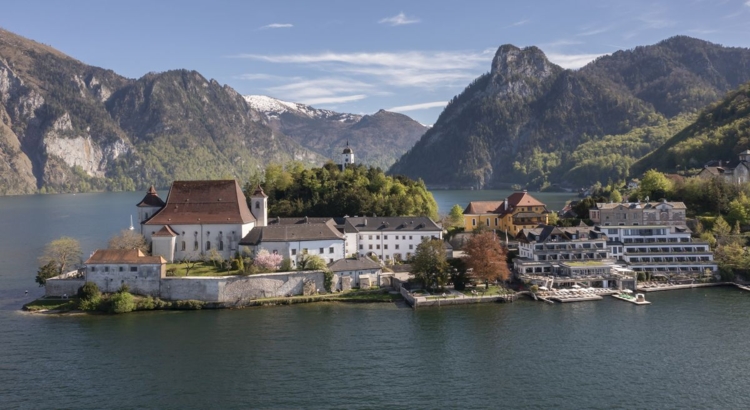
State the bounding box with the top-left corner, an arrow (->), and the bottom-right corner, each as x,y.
2,191 -> 749,409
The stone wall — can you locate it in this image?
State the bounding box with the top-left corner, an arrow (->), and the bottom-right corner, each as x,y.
45,278 -> 85,297
159,271 -> 325,303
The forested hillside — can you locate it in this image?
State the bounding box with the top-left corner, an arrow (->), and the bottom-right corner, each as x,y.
632,81 -> 750,175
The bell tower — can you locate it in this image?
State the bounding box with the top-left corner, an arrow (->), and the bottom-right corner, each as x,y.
251,184 -> 268,227
341,141 -> 354,169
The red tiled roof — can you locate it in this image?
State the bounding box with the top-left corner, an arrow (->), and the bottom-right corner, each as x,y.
85,249 -> 165,264
137,185 -> 166,208
152,225 -> 178,237
145,180 -> 256,225
464,192 -> 547,215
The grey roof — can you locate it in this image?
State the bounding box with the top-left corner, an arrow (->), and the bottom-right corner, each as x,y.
516,224 -> 604,243
594,201 -> 686,210
328,257 -> 381,272
344,216 -> 441,233
240,219 -> 344,245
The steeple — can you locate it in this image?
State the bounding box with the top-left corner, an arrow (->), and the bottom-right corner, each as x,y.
250,184 -> 268,227
341,140 -> 354,169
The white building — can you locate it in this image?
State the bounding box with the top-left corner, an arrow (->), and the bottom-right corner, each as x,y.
328,257 -> 382,289
596,224 -> 717,275
140,180 -> 267,262
343,216 -> 443,263
239,218 -> 346,266
85,249 -> 166,295
514,224 -> 610,276
341,141 -> 354,169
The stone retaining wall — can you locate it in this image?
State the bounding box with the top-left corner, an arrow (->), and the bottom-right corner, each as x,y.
45,278 -> 85,297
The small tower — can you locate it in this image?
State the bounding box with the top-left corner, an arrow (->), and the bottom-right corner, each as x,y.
136,185 -> 165,233
341,141 -> 354,169
251,184 -> 268,227
740,149 -> 750,163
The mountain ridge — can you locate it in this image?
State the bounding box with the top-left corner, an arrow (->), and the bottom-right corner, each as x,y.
390,36 -> 750,188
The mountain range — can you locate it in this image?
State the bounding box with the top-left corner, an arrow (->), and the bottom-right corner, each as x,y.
389,36 -> 750,189
0,28 -> 424,195
244,95 -> 428,170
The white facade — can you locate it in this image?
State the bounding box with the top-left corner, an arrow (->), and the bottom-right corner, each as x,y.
247,238 -> 346,267
145,223 -> 254,262
355,231 -> 440,262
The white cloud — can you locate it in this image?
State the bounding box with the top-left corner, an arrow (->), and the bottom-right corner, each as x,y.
576,26 -> 613,36
505,19 -> 529,28
378,12 -> 420,26
546,53 -> 607,69
746,0 -> 750,6
302,95 -> 367,105
258,23 -> 293,30
233,49 -> 493,90
388,101 -> 449,112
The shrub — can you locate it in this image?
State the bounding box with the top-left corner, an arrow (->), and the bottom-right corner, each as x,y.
173,300 -> 204,310
323,270 -> 334,293
77,282 -> 101,300
118,283 -> 130,293
109,291 -> 136,314
636,272 -> 647,281
79,295 -> 102,311
166,268 -> 177,277
137,295 -> 156,310
529,284 -> 539,293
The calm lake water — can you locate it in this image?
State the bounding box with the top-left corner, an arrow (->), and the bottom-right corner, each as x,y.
2,190 -> 749,409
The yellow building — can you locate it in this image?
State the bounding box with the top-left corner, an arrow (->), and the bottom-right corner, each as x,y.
463,191 -> 549,235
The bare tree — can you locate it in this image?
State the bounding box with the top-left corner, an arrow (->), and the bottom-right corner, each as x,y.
39,237 -> 83,275
108,229 -> 148,253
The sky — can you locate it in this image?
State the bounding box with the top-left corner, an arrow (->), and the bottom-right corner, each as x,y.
2,0 -> 750,124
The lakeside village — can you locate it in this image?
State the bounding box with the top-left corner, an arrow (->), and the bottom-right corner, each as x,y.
30,147 -> 750,313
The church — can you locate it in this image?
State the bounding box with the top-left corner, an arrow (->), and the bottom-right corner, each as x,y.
137,180 -> 268,262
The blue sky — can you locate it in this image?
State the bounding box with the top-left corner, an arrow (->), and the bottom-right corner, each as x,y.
2,0 -> 750,124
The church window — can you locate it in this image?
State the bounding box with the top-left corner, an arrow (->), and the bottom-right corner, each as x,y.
181,241 -> 186,251
194,241 -> 199,251
206,241 -> 211,250
255,202 -> 259,209
219,241 -> 224,251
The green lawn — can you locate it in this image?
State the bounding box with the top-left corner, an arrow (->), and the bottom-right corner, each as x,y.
24,297 -> 79,312
459,286 -> 512,297
166,262 -> 240,277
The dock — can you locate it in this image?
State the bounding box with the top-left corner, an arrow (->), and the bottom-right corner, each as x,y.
612,293 -> 651,305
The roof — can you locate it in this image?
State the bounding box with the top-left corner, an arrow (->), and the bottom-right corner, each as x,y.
85,249 -> 166,265
251,184 -> 268,198
344,216 -> 441,233
464,191 -> 547,215
516,224 -> 604,243
240,219 -> 344,245
328,257 -> 381,272
136,185 -> 166,208
152,225 -> 178,237
595,201 -> 686,210
145,180 -> 256,225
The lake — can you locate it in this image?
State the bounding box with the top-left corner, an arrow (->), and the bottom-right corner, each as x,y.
1,190 -> 748,409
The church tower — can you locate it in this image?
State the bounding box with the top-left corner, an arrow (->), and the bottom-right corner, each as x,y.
136,185 -> 165,234
341,141 -> 354,169
250,184 -> 268,227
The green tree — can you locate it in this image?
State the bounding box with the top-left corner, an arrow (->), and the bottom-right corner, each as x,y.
547,212 -> 559,226
35,261 -> 59,286
298,254 -> 328,271
639,169 -> 672,200
39,237 -> 82,275
610,190 -> 622,203
446,204 -> 464,228
109,291 -> 136,314
463,232 -> 510,288
412,239 -> 449,290
108,229 -> 148,253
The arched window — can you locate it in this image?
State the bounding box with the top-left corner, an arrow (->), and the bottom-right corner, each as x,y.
181,241 -> 186,251
219,240 -> 224,251
255,201 -> 260,209
206,241 -> 211,250
194,241 -> 199,251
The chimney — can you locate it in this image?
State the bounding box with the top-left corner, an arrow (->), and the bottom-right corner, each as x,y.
504,198 -> 508,210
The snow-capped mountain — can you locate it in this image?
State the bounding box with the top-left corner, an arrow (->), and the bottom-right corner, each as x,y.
244,95 -> 428,169
245,95 -> 359,122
